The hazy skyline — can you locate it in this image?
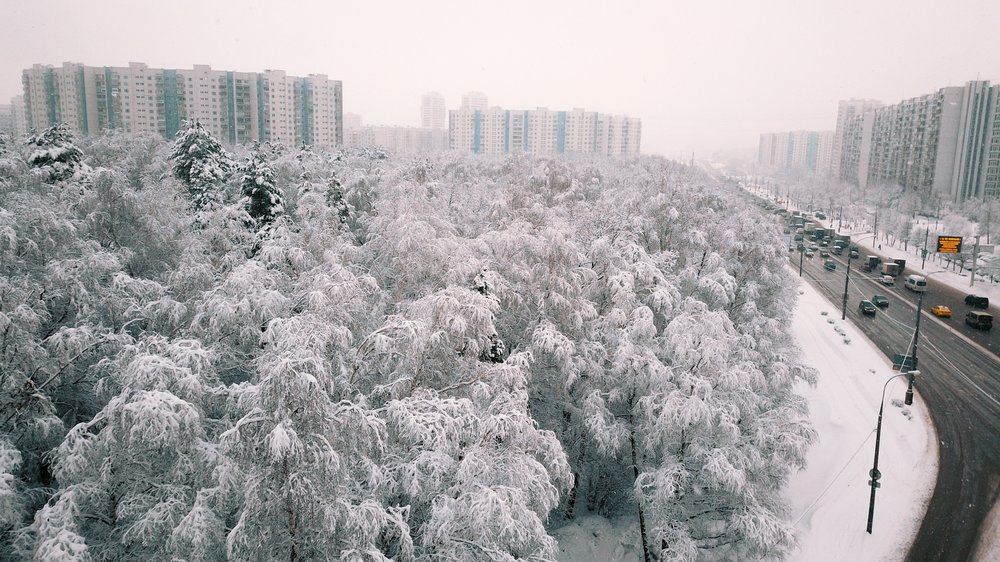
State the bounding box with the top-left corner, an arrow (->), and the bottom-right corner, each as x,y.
3,0 -> 998,158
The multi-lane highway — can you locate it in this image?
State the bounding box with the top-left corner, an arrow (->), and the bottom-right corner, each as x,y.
789,244 -> 1000,561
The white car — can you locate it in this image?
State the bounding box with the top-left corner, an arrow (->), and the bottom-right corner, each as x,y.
880,275 -> 895,286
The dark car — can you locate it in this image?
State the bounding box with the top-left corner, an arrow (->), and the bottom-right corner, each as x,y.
871,295 -> 889,308
966,311 -> 993,330
824,260 -> 836,271
859,300 -> 877,315
849,250 -> 860,259
965,295 -> 989,309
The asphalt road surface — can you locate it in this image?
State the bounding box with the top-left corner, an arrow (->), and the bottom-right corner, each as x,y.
787,245 -> 1000,562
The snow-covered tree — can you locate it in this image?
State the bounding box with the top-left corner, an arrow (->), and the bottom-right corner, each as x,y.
169,121 -> 232,210
240,145 -> 284,230
27,124 -> 86,184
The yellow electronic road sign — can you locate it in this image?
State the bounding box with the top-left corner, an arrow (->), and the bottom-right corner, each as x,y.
937,236 -> 963,254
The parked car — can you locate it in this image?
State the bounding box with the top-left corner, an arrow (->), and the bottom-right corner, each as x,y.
871,295 -> 889,308
931,305 -> 952,318
965,295 -> 990,309
880,275 -> 895,286
824,260 -> 836,271
965,311 -> 994,330
859,300 -> 877,315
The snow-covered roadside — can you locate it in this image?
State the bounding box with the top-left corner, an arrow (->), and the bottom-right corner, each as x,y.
784,270 -> 937,561
552,271 -> 938,562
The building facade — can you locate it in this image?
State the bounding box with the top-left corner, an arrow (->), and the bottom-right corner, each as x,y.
420,92 -> 446,129
344,125 -> 449,154
20,62 -> 343,146
839,81 -> 1000,202
832,98 -> 882,178
448,106 -> 640,156
460,91 -> 488,112
757,130 -> 835,174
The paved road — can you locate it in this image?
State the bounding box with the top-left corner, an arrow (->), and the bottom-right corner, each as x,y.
788,246 -> 1000,562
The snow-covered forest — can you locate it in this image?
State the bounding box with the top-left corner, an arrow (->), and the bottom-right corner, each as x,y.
0,124 -> 818,561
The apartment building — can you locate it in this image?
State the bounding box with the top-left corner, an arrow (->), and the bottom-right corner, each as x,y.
757,130 -> 835,174
832,98 -> 882,178
460,91 -> 488,112
839,80 -> 1000,202
20,62 -> 343,146
344,125 -> 448,154
420,92 -> 446,129
449,106 -> 640,156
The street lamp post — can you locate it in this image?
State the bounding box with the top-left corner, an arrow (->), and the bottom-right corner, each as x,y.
841,251 -> 852,320
842,234 -> 875,320
867,369 -> 920,534
799,247 -> 804,277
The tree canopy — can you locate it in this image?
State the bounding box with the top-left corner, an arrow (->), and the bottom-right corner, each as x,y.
1,135 -> 817,561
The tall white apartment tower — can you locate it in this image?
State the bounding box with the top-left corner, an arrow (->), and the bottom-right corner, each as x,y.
832,98 -> 882,178
420,92 -> 446,129
460,91 -> 488,112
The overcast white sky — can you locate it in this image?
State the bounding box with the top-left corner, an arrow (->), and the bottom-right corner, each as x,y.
3,0 -> 998,158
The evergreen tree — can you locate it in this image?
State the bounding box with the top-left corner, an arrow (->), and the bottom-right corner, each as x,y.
26,124 -> 85,183
240,145 -> 284,230
169,121 -> 232,210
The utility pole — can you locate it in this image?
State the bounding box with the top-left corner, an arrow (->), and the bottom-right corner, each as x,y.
970,235 -> 981,287
841,252 -> 852,320
873,209 -> 879,247
799,248 -> 804,277
921,228 -> 930,270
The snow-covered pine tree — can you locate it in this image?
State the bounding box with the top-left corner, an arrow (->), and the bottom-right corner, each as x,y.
169,121 -> 232,210
240,144 -> 284,230
26,124 -> 86,184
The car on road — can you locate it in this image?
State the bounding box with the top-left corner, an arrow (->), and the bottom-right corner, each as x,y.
965,311 -> 993,330
820,249 -> 830,258
849,250 -> 859,259
880,275 -> 895,286
965,295 -> 989,309
871,295 -> 889,308
931,305 -> 952,318
858,300 -> 877,315
824,260 -> 836,271
804,249 -> 814,258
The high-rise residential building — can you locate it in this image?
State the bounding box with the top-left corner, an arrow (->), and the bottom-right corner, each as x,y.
832,98 -> 882,178
420,92 -> 446,129
757,130 -> 835,174
11,96 -> 27,137
0,104 -> 13,136
839,80 -> 1000,202
344,125 -> 448,154
448,106 -> 640,156
460,91 -> 488,112
20,62 -> 343,146
343,112 -> 363,130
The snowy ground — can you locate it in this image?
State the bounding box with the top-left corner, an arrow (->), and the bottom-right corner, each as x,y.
552,272 -> 939,562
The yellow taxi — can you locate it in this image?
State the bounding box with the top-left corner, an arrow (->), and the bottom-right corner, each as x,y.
930,305 -> 952,318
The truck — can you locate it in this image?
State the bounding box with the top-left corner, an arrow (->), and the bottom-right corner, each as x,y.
861,255 -> 881,272
881,262 -> 901,277
893,258 -> 906,271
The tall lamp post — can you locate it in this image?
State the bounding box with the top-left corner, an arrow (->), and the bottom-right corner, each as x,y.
866,369 -> 919,533
842,235 -> 875,320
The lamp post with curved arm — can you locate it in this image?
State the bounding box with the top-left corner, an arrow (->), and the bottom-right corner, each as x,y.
867,369 -> 920,533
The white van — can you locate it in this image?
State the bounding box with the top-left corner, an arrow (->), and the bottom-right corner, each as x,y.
904,274 -> 927,292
